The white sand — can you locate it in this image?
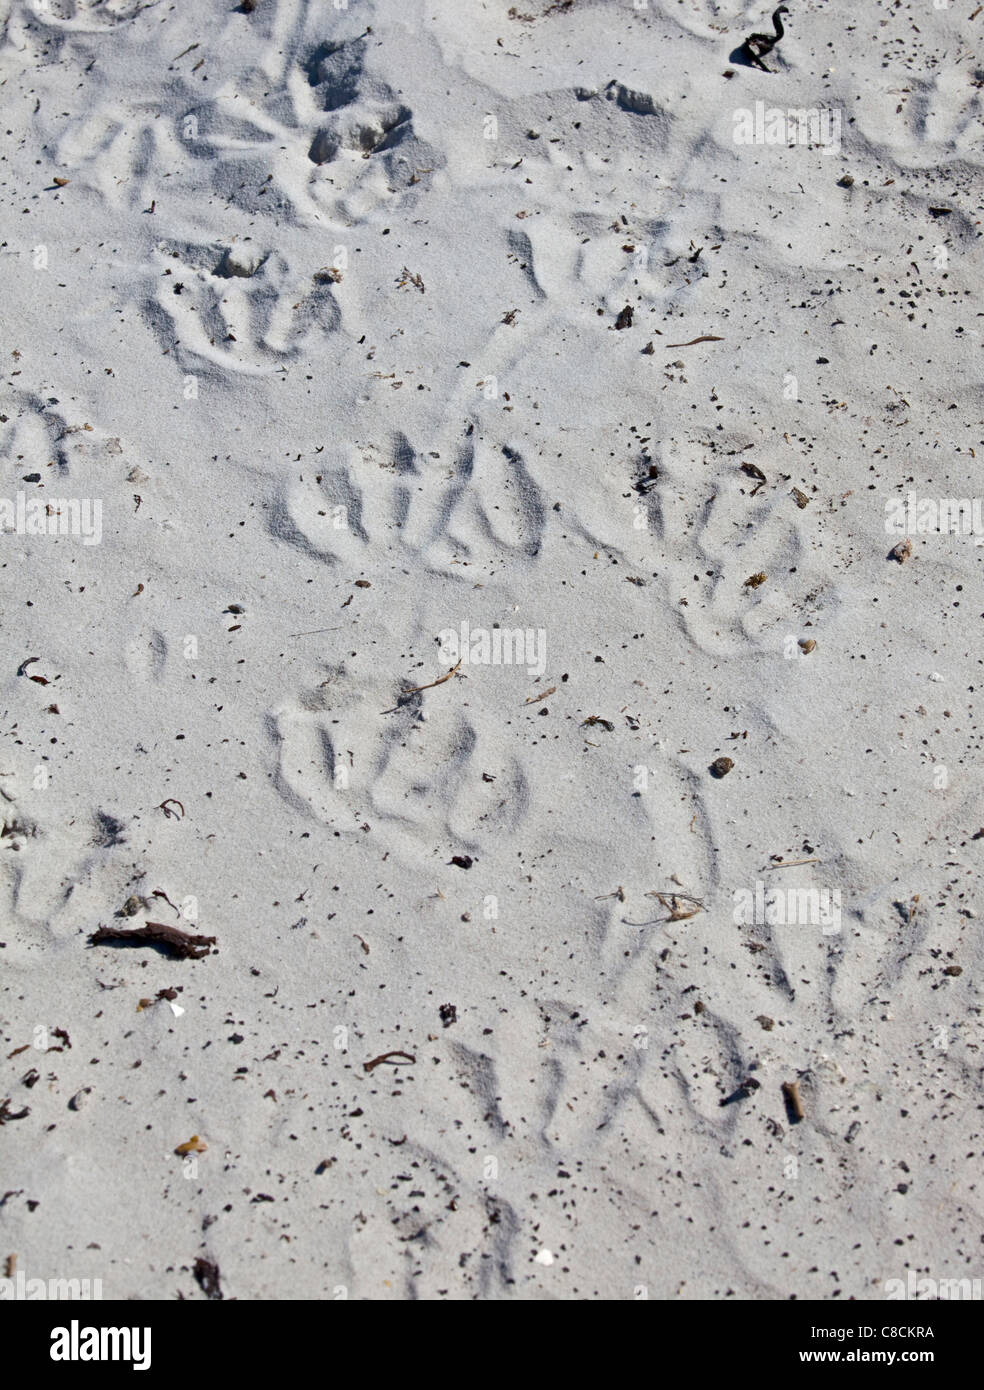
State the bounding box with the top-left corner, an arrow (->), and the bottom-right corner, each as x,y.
1,0 -> 982,1300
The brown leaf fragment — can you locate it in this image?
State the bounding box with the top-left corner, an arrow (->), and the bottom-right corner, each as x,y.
791,487 -> 810,508
648,891 -> 703,921
710,757 -> 734,778
175,1135 -> 207,1155
744,572 -> 767,589
888,539 -> 912,563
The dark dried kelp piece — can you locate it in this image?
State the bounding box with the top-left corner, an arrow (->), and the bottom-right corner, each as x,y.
740,5 -> 789,72
89,921 -> 216,960
614,305 -> 633,330
740,462 -> 767,495
719,1077 -> 760,1107
666,334 -> 723,348
0,1098 -> 30,1124
193,1256 -> 223,1301
363,1050 -> 416,1073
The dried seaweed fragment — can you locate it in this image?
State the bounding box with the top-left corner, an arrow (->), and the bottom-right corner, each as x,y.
666,335 -> 723,348
193,1256 -> 223,1300
89,921 -> 216,960
363,1050 -> 416,1073
741,461 -> 767,494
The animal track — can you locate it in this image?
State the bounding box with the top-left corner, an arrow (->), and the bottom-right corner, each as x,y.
142,240 -> 341,374
270,665 -> 531,862
124,629 -> 168,685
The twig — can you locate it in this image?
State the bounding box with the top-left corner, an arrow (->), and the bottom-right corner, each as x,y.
765,858 -> 820,869
782,1080 -> 805,1121
403,661 -> 461,694
524,686 -> 556,705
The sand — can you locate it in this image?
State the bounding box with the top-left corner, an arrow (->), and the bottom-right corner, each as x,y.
1,0 -> 982,1300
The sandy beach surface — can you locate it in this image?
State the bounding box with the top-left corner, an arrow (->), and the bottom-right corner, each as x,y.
1,0 -> 982,1301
